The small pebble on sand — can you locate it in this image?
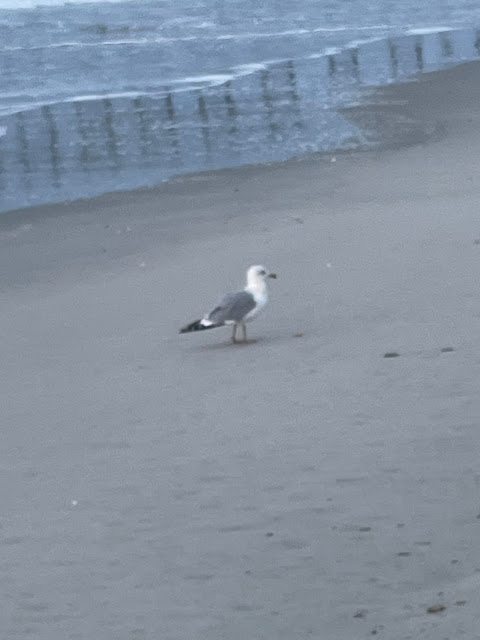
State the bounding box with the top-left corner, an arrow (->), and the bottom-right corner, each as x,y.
426,604 -> 446,614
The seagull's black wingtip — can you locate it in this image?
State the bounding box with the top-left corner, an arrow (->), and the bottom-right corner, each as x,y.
180,320 -> 200,333
180,319 -> 222,334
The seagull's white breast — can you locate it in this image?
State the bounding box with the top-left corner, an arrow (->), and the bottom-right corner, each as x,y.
244,286 -> 268,322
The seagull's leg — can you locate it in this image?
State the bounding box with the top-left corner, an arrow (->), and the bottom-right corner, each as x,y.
232,323 -> 238,343
241,322 -> 257,344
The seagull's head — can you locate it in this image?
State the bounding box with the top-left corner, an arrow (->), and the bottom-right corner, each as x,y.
247,265 -> 277,287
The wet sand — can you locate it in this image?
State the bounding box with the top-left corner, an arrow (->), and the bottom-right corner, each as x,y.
2,62 -> 480,639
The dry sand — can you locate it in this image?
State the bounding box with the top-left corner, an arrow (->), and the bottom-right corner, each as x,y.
2,62 -> 480,639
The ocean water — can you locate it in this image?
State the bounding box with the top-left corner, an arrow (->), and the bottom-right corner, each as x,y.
1,0 -> 480,212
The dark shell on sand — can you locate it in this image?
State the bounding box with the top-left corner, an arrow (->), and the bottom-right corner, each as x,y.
427,604 -> 446,614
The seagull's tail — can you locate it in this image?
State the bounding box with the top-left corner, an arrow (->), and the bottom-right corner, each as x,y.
180,319 -> 222,334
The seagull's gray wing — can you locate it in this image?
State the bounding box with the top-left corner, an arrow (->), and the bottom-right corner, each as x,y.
207,290 -> 256,325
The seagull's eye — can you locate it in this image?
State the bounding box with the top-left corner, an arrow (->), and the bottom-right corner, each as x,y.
259,269 -> 266,276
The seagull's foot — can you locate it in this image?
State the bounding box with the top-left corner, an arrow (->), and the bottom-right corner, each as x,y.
231,337 -> 256,345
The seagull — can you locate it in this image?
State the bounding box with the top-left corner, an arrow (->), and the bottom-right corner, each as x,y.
180,265 -> 277,343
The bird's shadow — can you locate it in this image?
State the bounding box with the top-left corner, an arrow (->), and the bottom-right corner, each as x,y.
195,338 -> 264,352
186,333 -> 293,353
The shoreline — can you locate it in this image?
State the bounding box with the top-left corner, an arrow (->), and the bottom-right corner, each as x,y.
2,56 -> 480,639
0,57 -> 476,226
1,25 -> 480,215
2,60 -> 480,287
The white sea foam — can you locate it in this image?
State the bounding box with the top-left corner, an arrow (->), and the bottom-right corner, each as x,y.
195,21 -> 215,29
211,25 -> 395,42
307,48 -> 341,59
312,24 -> 391,33
234,63 -> 268,74
68,90 -> 146,102
0,75 -> 235,116
0,22 -> 458,56
406,26 -> 453,35
170,73 -> 233,87
0,36 -> 201,53
217,29 -> 310,41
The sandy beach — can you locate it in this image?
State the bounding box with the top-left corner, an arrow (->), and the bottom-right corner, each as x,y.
2,61 -> 480,639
